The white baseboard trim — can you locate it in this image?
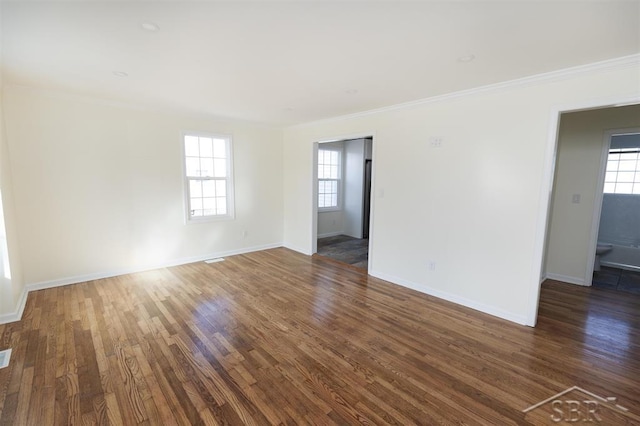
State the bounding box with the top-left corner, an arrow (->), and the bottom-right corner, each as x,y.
0,288 -> 28,325
317,231 -> 343,238
27,242 -> 283,292
369,269 -> 529,326
544,273 -> 588,286
0,242 -> 283,324
282,243 -> 312,256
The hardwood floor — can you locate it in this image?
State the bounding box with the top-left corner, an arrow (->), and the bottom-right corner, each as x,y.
0,247 -> 639,425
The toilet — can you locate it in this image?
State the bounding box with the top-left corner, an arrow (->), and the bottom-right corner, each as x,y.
594,243 -> 613,272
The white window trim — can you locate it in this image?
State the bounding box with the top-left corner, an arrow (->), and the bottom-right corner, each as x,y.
318,147 -> 343,212
603,147 -> 640,195
182,131 -> 235,224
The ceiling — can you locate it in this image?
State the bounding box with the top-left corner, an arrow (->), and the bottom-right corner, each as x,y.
2,1 -> 639,125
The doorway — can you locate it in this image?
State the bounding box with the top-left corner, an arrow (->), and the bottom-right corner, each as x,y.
591,130 -> 640,294
543,108 -> 640,289
313,136 -> 373,271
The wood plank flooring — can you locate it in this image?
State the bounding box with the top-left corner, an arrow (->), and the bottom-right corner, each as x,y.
0,247 -> 639,425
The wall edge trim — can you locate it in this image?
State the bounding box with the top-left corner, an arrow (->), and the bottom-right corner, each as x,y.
545,273 -> 588,286
282,243 -> 312,256
317,231 -> 343,238
0,288 -> 28,325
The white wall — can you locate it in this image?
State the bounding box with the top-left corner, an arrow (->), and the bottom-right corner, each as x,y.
317,210 -> 343,237
2,86 -> 284,287
0,32 -> 26,320
343,138 -> 365,238
0,89 -> 12,316
545,104 -> 640,284
283,61 -> 640,325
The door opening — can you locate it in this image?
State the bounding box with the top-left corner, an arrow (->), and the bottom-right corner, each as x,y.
591,130 -> 640,292
313,136 -> 374,272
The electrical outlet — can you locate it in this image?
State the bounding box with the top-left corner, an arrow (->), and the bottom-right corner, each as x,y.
428,261 -> 436,271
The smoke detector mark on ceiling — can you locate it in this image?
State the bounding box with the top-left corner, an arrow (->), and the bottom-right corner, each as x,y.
457,54 -> 476,63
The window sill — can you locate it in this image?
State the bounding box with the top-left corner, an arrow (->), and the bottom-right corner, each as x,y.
186,214 -> 235,224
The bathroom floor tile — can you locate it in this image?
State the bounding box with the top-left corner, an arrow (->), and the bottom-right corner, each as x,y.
592,267 -> 640,295
617,285 -> 640,295
618,271 -> 640,295
592,280 -> 618,290
592,268 -> 620,287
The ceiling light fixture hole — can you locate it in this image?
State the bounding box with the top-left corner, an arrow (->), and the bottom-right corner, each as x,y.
457,54 -> 476,63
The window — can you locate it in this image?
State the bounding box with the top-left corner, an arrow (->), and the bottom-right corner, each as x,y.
604,148 -> 640,195
318,149 -> 341,210
183,133 -> 234,221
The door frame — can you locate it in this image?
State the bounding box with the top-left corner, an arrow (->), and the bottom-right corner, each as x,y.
585,127 -> 640,285
312,133 -> 376,273
531,95 -> 640,326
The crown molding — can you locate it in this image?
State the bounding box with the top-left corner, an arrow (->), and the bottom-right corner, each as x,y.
292,54 -> 640,129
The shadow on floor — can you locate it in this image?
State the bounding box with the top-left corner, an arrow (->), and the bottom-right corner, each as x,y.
317,235 -> 368,270
593,266 -> 640,295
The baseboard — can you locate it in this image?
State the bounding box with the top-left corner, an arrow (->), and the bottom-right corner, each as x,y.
317,231 -> 343,238
282,243 -> 312,256
0,288 -> 28,325
0,242 -> 283,324
544,273 -> 587,286
368,269 -> 529,326
27,242 -> 283,292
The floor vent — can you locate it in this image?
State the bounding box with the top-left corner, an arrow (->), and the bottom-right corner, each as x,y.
204,258 -> 225,264
0,349 -> 11,369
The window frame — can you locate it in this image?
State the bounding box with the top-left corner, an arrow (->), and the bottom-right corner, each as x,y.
182,131 -> 235,224
317,147 -> 343,212
603,147 -> 640,195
